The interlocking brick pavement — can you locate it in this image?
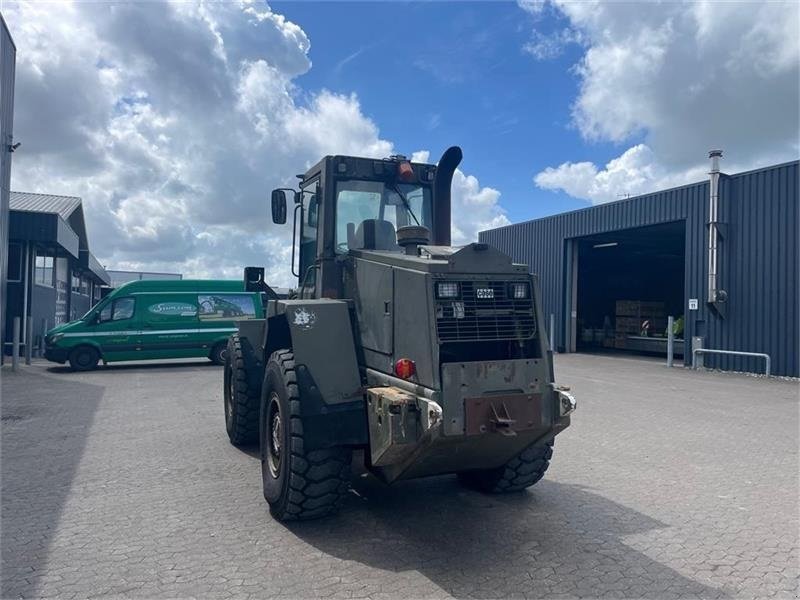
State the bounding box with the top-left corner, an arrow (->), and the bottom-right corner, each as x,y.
2,354 -> 798,599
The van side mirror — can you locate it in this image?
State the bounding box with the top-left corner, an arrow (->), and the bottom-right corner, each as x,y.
271,189 -> 288,224
244,266 -> 265,292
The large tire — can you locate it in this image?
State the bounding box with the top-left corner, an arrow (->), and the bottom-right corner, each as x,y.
68,345 -> 100,372
223,335 -> 260,446
261,349 -> 352,521
458,441 -> 554,493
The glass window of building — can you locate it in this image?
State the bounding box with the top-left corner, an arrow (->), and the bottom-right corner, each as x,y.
34,251 -> 54,287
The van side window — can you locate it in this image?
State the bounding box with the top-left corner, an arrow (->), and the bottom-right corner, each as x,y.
100,297 -> 135,322
198,294 -> 256,321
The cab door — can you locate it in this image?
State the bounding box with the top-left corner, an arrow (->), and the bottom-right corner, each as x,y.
92,296 -> 140,361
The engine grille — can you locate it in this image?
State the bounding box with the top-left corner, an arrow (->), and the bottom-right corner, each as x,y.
435,280 -> 536,342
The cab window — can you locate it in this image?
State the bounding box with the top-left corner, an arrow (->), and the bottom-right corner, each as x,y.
335,179 -> 432,252
299,180 -> 319,289
99,297 -> 135,322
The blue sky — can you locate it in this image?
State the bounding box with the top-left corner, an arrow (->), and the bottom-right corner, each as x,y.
6,1 -> 797,281
274,0 -> 597,222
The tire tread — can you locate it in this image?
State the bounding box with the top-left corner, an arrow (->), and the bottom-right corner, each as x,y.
458,441 -> 554,493
225,334 -> 261,445
265,350 -> 351,521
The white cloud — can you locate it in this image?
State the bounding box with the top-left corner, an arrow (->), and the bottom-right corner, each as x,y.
523,27 -> 583,61
534,144 -> 706,204
6,1 -> 500,286
531,0 -> 799,203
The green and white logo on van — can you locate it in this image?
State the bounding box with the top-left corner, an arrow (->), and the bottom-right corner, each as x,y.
147,302 -> 197,316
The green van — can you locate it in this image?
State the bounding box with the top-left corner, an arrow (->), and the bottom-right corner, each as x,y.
44,280 -> 263,371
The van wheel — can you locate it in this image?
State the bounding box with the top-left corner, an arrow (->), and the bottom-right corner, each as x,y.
68,346 -> 100,372
224,334 -> 261,446
261,349 -> 352,521
457,441 -> 553,493
209,342 -> 227,365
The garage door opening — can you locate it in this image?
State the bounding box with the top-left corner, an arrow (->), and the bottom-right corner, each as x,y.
573,221 -> 686,360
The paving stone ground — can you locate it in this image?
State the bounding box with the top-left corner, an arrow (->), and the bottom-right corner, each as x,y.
1,354 -> 798,599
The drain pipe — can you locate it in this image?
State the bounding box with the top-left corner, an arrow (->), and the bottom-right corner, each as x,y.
707,150 -> 727,313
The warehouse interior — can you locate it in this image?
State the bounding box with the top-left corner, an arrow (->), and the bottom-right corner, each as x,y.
573,221 -> 686,358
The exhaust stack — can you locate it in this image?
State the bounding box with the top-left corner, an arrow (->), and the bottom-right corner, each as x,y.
707,149 -> 727,313
432,146 -> 463,246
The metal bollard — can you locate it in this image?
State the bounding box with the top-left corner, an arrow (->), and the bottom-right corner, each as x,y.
666,315 -> 674,368
11,317 -> 20,371
39,319 -> 47,357
25,316 -> 33,365
549,313 -> 555,352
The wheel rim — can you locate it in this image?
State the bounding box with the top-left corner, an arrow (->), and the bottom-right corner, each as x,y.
266,392 -> 282,479
77,350 -> 92,367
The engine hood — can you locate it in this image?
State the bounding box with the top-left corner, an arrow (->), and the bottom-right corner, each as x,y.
349,243 -> 530,275
47,319 -> 84,336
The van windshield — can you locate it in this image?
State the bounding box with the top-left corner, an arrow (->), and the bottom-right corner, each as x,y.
82,299 -> 107,321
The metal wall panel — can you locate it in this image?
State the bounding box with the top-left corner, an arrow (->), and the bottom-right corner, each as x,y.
480,161 -> 799,377
0,17 -> 16,354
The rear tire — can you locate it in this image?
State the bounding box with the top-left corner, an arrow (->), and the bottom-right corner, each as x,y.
261,349 -> 352,521
223,335 -> 260,446
209,342 -> 227,365
458,441 -> 554,493
68,346 -> 100,372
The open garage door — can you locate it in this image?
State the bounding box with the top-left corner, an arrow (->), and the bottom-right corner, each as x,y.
572,221 -> 686,360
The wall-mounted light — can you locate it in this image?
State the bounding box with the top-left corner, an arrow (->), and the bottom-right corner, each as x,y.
593,242 -> 618,248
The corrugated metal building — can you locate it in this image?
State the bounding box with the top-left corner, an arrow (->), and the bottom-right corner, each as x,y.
0,15 -> 16,358
5,192 -> 110,355
480,156 -> 799,377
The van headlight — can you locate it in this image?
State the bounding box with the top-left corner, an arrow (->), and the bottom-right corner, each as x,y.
49,333 -> 64,344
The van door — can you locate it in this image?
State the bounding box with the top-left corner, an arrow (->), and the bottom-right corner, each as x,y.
138,294 -> 202,360
92,296 -> 139,361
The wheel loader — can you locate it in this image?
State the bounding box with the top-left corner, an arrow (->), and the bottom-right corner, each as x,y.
223,146 -> 576,520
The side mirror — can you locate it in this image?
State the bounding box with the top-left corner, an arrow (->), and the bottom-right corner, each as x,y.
244,266 -> 265,292
271,189 -> 288,224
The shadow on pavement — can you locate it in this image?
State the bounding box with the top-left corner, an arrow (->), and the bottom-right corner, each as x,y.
1,369 -> 105,599
289,474 -> 727,599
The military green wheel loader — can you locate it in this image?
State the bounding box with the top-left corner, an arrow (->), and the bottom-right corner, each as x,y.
223,146 -> 576,521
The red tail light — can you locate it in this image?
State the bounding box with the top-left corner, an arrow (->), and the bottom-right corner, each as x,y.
394,358 -> 416,379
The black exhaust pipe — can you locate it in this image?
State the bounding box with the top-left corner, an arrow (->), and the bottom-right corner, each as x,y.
432,146 -> 462,246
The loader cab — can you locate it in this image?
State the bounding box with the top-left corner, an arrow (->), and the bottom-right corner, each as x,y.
272,153 -> 447,299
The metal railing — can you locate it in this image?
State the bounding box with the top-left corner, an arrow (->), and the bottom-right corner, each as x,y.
692,348 -> 771,377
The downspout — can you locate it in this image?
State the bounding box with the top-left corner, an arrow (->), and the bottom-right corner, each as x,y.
21,242 -> 29,346
707,149 -> 727,315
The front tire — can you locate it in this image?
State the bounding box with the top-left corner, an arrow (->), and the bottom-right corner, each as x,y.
68,346 -> 100,372
458,441 -> 554,493
261,349 -> 352,521
224,334 -> 260,446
